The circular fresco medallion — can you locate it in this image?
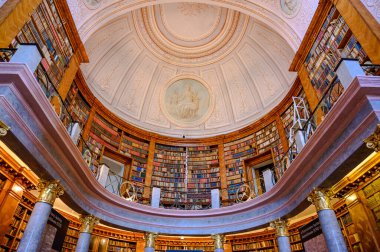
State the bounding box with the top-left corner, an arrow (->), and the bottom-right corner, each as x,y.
83,0 -> 101,10
161,77 -> 213,127
280,0 -> 301,18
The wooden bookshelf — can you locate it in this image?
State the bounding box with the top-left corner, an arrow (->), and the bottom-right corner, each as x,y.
303,6 -> 369,98
10,0 -> 74,87
330,198 -> 363,252
0,196 -> 34,252
152,144 -> 186,205
86,113 -> 149,200
254,121 -> 281,155
362,177 -> 380,231
187,145 -> 220,206
151,144 -> 221,208
231,232 -> 276,252
289,231 -> 303,252
64,82 -> 90,130
107,239 -> 136,252
155,242 -> 214,252
61,227 -> 79,252
224,135 -> 256,201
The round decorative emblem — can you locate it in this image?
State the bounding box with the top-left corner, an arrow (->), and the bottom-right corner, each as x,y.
83,0 -> 101,10
161,76 -> 213,127
280,0 -> 301,18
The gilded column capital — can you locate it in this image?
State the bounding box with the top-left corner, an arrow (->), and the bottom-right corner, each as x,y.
212,234 -> 225,249
79,215 -> 99,233
37,180 -> 64,205
0,120 -> 10,137
270,218 -> 289,237
307,188 -> 332,211
364,124 -> 380,151
144,232 -> 158,248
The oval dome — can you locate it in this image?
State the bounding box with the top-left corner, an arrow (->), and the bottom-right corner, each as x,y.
81,3 -> 297,138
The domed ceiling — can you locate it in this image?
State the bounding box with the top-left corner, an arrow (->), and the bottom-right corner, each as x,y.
77,1 -> 317,138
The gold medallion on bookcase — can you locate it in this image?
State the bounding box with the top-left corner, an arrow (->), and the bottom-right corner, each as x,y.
0,120 -> 10,137
119,181 -> 137,202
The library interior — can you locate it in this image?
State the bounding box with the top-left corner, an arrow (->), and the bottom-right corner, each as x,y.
0,0 -> 379,251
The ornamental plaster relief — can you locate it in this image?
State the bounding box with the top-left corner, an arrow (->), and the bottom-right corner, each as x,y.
201,69 -> 229,129
250,22 -> 296,83
116,56 -> 158,119
238,44 -> 286,108
85,38 -> 141,104
145,66 -> 174,128
220,59 -> 258,122
70,0 -> 319,51
80,4 -> 301,137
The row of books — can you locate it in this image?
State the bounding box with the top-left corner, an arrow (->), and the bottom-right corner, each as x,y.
232,240 -> 274,250
289,234 -> 301,243
225,145 -> 255,156
64,236 -> 77,244
290,243 -> 303,251
108,239 -> 136,247
66,228 -> 79,237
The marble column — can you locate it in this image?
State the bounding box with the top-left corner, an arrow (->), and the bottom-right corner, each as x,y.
308,188 -> 348,252
270,219 -> 291,252
17,180 -> 64,252
144,232 -> 158,252
75,215 -> 100,252
212,234 -> 225,252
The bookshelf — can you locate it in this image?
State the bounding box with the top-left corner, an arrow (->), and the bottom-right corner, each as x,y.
11,0 -> 74,87
304,6 -> 368,98
64,82 -> 90,131
187,145 -> 220,207
152,144 -> 186,206
87,113 -> 149,200
254,121 -> 281,156
61,227 -> 79,252
337,212 -> 362,252
231,233 -> 276,252
0,174 -> 6,192
152,144 -> 220,208
362,177 -> 380,231
107,239 -> 136,252
0,196 -> 34,252
155,243 -> 214,252
224,135 -> 256,201
289,232 -> 303,252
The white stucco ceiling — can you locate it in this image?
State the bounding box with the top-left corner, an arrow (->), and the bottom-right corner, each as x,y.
71,1 -> 319,138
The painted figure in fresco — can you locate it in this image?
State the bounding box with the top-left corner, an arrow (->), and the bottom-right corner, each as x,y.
171,84 -> 200,120
281,0 -> 300,16
285,0 -> 297,11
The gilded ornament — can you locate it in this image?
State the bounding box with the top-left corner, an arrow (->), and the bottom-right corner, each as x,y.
236,183 -> 256,202
37,180 -> 64,205
307,188 -> 332,212
145,232 -> 158,247
212,234 -> 225,249
119,181 -> 137,202
270,218 -> 289,237
0,120 -> 10,137
364,124 -> 380,151
79,215 -> 100,233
